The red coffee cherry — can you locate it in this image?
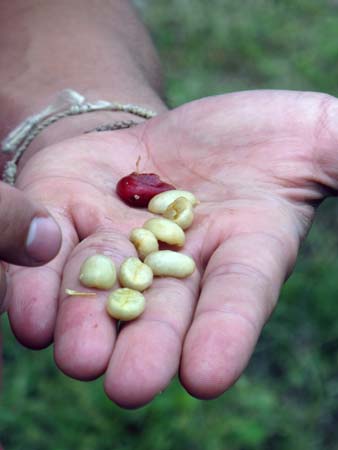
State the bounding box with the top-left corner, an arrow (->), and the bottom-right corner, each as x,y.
116,172 -> 175,207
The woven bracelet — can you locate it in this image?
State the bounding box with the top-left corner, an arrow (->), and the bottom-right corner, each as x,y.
1,89 -> 157,185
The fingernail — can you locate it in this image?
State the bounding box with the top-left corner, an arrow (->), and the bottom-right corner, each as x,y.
26,217 -> 62,263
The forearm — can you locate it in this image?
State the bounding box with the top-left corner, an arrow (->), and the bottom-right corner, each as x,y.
0,0 -> 166,161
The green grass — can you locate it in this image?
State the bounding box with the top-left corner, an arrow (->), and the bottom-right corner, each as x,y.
2,1 -> 338,448
137,0 -> 338,105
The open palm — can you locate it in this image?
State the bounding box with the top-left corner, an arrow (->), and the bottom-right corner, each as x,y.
8,90 -> 338,408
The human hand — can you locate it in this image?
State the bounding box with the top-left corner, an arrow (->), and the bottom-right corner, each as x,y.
7,90 -> 338,408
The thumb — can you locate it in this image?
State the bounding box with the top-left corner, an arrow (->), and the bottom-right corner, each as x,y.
0,181 -> 62,266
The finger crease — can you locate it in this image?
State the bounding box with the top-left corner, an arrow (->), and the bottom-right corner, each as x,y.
196,307 -> 260,335
139,318 -> 183,346
207,262 -> 272,291
11,264 -> 62,280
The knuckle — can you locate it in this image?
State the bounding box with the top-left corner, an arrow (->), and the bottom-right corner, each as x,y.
313,93 -> 338,143
306,93 -> 338,188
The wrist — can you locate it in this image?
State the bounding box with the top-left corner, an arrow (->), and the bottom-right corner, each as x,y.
17,85 -> 166,149
2,87 -> 166,182
0,0 -> 167,175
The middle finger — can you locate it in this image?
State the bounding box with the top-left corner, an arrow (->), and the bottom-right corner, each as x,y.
104,239 -> 200,409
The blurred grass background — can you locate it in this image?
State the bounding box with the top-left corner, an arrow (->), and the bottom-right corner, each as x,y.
2,0 -> 338,448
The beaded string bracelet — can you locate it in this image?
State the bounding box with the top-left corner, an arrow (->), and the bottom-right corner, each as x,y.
1,89 -> 157,185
